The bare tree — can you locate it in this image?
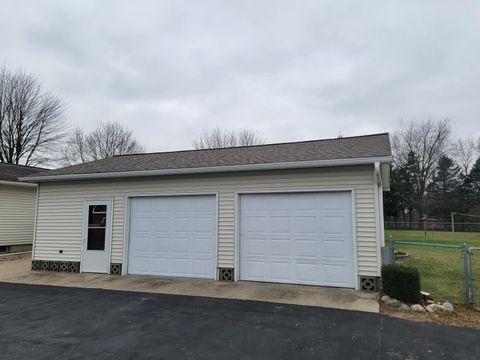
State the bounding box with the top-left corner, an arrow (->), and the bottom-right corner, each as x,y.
451,137 -> 478,176
0,65 -> 64,165
61,121 -> 145,165
192,127 -> 265,149
392,118 -> 451,218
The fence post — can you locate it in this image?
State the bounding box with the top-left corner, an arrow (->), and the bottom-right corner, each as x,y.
462,244 -> 476,308
462,244 -> 468,306
470,249 -> 476,307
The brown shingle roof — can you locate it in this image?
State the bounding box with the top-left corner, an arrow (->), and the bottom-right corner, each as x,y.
0,163 -> 47,182
24,133 -> 391,180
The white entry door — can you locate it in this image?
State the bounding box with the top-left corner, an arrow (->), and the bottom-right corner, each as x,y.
240,192 -> 355,288
81,200 -> 112,273
128,195 -> 216,279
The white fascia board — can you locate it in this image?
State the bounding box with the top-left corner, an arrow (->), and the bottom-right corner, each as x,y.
0,180 -> 38,187
19,156 -> 393,182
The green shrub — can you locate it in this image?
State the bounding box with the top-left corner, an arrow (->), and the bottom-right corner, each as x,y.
381,264 -> 421,303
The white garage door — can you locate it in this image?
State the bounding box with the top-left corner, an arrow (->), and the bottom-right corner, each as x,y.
240,192 -> 355,288
128,195 -> 216,279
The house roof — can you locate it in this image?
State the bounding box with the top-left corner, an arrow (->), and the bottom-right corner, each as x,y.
21,133 -> 391,182
0,163 -> 46,183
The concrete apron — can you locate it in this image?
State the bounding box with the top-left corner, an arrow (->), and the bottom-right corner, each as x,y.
0,257 -> 379,313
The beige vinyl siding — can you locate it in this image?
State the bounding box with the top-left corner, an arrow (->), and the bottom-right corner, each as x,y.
33,165 -> 381,276
0,184 -> 36,246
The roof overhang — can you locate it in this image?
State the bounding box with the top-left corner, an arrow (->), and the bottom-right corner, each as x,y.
20,156 -> 393,183
0,180 -> 38,187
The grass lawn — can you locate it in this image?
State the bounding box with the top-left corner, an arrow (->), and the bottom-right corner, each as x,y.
385,230 -> 480,304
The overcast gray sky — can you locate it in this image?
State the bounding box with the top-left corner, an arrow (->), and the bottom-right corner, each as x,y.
1,0 -> 479,151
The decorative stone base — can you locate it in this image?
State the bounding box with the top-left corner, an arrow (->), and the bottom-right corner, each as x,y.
32,260 -> 80,273
110,263 -> 122,275
218,267 -> 234,281
360,276 -> 380,291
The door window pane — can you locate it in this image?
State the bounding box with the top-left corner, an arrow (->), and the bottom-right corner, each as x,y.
87,228 -> 106,250
89,205 -> 107,227
87,204 -> 107,250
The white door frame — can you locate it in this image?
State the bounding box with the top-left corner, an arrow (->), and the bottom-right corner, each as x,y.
81,198 -> 113,273
121,192 -> 219,278
234,188 -> 359,289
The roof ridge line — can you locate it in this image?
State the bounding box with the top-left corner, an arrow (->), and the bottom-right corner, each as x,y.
114,132 -> 390,158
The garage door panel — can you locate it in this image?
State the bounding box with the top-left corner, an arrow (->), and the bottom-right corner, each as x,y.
270,215 -> 292,227
240,192 -> 354,288
191,238 -> 213,254
169,237 -> 190,252
296,264 -> 320,282
323,240 -> 351,259
296,239 -> 317,256
150,257 -> 170,273
191,259 -> 213,276
323,263 -> 352,286
243,215 -> 267,233
128,195 -> 216,279
193,218 -> 214,232
270,262 -> 294,281
322,216 -> 347,235
243,238 -> 267,256
294,216 -> 317,233
270,239 -> 292,256
243,260 -> 267,279
154,237 -> 170,251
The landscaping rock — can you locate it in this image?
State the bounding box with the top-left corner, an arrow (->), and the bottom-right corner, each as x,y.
426,300 -> 435,305
411,304 -> 425,312
426,304 -> 444,313
385,298 -> 401,307
399,303 -> 411,311
381,295 -> 391,302
442,302 -> 454,312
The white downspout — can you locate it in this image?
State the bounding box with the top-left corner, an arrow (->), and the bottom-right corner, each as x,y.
375,162 -> 385,247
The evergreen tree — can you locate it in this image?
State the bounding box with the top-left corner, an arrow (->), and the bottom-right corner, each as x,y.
463,157 -> 480,213
426,156 -> 460,221
384,151 -> 418,225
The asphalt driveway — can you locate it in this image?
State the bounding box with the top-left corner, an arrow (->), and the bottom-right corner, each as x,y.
0,283 -> 478,360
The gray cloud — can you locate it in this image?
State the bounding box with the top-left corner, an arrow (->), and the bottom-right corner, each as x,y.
1,0 -> 479,151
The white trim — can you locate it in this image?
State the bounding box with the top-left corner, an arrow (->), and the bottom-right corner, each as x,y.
373,164 -> 382,275
31,184 -> 40,261
80,198 -> 113,274
121,192 -> 219,279
378,186 -> 385,248
20,156 -> 393,182
122,195 -> 130,276
234,188 -> 358,289
0,180 -> 37,187
351,188 -> 360,290
375,162 -> 386,248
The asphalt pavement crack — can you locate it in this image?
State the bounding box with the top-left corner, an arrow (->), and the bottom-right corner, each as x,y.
378,316 -> 384,360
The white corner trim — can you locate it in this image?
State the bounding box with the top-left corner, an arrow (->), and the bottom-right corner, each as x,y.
374,161 -> 385,247
19,156 -> 393,182
0,180 -> 37,187
374,162 -> 382,187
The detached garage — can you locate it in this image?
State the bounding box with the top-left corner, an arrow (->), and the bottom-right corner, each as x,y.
22,133 -> 391,290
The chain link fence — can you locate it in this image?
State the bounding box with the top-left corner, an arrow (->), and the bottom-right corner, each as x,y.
386,221 -> 480,232
388,240 -> 478,307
